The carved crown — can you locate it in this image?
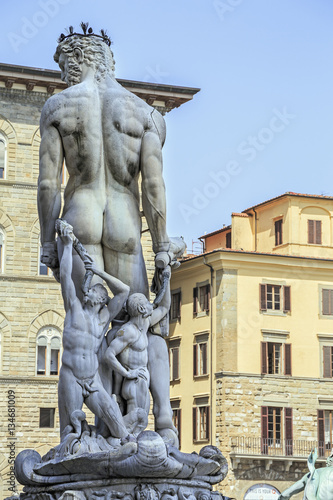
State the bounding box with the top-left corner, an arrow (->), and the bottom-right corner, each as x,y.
58,22 -> 112,47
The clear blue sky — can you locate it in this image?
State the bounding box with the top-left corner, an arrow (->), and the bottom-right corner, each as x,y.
1,0 -> 333,251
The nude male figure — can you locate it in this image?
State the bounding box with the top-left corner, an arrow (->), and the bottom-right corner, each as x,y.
37,28 -> 175,440
104,268 -> 171,435
57,222 -> 131,442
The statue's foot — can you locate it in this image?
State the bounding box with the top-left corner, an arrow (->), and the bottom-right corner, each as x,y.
157,427 -> 179,448
124,408 -> 148,436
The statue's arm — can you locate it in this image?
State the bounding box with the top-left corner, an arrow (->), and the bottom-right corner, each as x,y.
141,110 -> 169,260
38,104 -> 63,265
59,233 -> 78,313
104,331 -> 138,379
150,266 -> 171,326
85,263 -> 130,321
278,474 -> 308,499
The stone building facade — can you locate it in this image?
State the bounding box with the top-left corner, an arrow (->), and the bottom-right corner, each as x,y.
169,193 -> 333,500
0,62 -> 199,498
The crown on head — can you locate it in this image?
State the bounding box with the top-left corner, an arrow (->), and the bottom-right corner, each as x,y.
58,22 -> 112,47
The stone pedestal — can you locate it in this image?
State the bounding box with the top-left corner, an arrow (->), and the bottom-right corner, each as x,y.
12,478 -> 223,500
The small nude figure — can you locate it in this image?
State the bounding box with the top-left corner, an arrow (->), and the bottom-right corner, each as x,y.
57,223 -> 131,442
104,268 -> 171,435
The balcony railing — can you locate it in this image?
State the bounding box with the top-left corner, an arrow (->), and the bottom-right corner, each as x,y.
230,437 -> 331,458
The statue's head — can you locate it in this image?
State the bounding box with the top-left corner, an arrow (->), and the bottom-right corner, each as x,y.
54,24 -> 115,86
127,293 -> 153,319
83,283 -> 108,307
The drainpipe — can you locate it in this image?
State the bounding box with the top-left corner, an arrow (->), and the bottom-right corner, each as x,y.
203,256 -> 213,446
198,237 -> 205,253
253,208 -> 258,251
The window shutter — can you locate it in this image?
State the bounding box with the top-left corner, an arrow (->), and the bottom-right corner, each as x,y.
284,344 -> 292,376
173,348 -> 179,380
285,407 -> 293,456
308,220 -> 314,244
193,407 -> 197,441
261,342 -> 268,374
204,284 -> 210,312
260,284 -> 267,311
261,406 -> 268,454
318,409 -> 325,456
316,220 -> 322,244
193,344 -> 198,376
193,288 -> 198,315
323,346 -> 332,378
178,409 -> 181,448
284,286 -> 291,312
178,292 -> 182,320
202,343 -> 207,375
206,406 -> 210,440
330,290 -> 333,316
323,289 -> 330,315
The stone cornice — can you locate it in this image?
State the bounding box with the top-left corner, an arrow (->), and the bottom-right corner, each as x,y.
0,62 -> 200,113
0,376 -> 58,385
216,371 -> 333,383
0,274 -> 57,283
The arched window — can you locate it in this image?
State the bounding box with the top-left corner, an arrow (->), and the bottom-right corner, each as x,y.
0,229 -> 4,273
0,135 -> 7,179
36,327 -> 61,376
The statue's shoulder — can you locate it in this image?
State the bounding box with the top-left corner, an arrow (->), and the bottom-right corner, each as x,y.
40,92 -> 65,123
149,108 -> 166,146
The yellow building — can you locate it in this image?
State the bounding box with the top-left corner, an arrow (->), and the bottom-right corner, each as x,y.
169,192 -> 333,500
0,62 -> 199,498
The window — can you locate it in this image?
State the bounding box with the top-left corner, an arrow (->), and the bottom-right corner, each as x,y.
193,405 -> 210,442
193,334 -> 208,376
308,220 -> 322,244
226,232 -> 231,248
275,219 -> 283,246
0,135 -> 7,179
170,289 -> 181,321
171,400 -> 181,448
261,342 -> 291,375
39,247 -> 51,276
0,229 -> 4,273
322,289 -> 333,316
168,339 -> 180,381
318,410 -> 333,457
323,346 -> 333,378
260,284 -> 291,313
193,284 -> 210,316
261,407 -> 293,455
36,328 -> 61,376
39,408 -> 55,428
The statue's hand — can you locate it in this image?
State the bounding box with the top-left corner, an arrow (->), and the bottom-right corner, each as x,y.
126,367 -> 148,382
41,241 -> 58,269
84,259 -> 99,275
155,251 -> 171,269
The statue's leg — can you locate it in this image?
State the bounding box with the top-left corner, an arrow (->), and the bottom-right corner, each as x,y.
103,246 -> 149,297
147,333 -> 176,434
58,367 -> 84,440
85,379 -> 128,439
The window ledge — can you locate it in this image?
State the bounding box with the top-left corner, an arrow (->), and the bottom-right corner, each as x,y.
195,311 -> 209,318
170,378 -> 181,385
261,310 -> 287,317
194,374 -> 209,380
193,439 -> 209,444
